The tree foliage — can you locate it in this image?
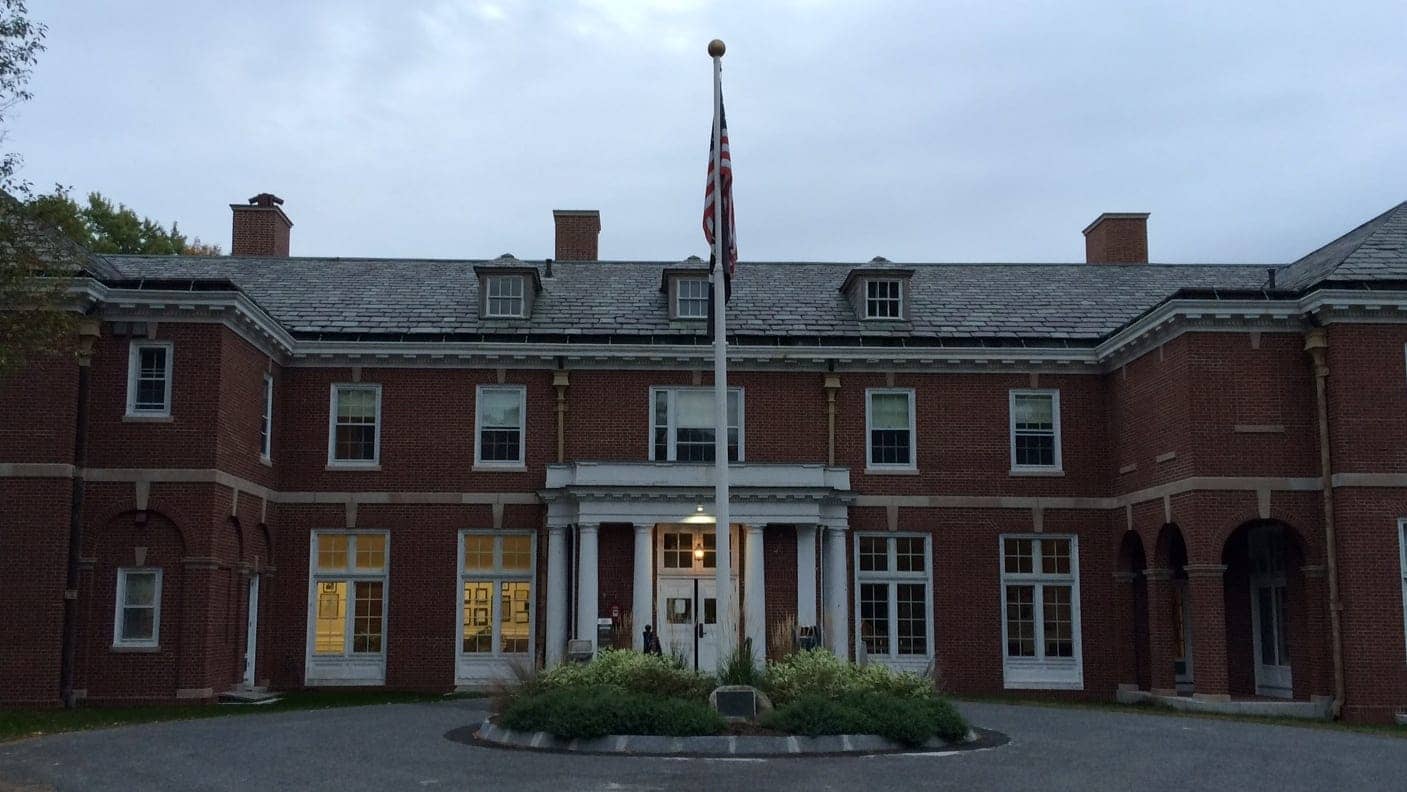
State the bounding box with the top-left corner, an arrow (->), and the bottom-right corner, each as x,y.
28,186 -> 222,256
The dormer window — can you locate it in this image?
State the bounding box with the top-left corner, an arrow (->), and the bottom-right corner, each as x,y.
676,278 -> 709,319
866,279 -> 902,319
485,275 -> 525,318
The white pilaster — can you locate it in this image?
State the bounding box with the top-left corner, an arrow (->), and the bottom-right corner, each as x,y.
576,523 -> 600,652
545,525 -> 567,666
632,524 -> 653,651
744,525 -> 766,664
795,524 -> 818,628
824,523 -> 849,657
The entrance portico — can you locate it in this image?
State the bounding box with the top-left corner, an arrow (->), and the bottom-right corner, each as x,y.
540,462 -> 853,670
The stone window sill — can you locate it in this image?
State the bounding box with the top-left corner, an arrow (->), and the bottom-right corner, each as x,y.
325,464 -> 381,472
864,467 -> 920,476
123,414 -> 173,423
1009,468 -> 1065,477
472,464 -> 528,473
111,644 -> 160,653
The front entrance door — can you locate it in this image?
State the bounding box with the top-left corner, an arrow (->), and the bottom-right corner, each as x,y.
1249,526 -> 1292,698
658,577 -> 719,671
243,575 -> 260,687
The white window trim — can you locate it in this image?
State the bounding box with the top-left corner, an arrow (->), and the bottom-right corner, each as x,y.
865,387 -> 917,473
864,278 -> 904,320
656,525 -> 738,576
260,373 -> 274,463
648,386 -> 746,463
473,384 -> 527,470
113,567 -> 162,649
326,383 -> 382,469
852,533 -> 934,668
1009,389 -> 1063,474
456,531 -> 537,662
305,530 -> 390,685
125,340 -> 173,418
675,278 -> 710,320
998,533 -> 1083,690
484,274 -> 527,318
1399,519 -> 1407,660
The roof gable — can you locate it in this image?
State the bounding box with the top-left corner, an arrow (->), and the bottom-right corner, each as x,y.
1278,201 -> 1407,290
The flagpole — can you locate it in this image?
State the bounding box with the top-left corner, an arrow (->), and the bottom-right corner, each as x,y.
708,37 -> 734,668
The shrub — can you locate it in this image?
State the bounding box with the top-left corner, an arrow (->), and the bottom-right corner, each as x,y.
717,639 -> 763,687
762,649 -> 933,705
759,692 -> 968,747
499,686 -> 725,739
533,649 -> 716,702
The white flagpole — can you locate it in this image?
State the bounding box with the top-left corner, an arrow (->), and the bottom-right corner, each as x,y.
708,38 -> 734,667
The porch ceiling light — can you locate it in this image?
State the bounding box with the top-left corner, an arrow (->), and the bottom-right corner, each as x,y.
693,545 -> 705,561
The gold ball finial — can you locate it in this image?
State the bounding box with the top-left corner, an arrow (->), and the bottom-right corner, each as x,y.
708,39 -> 726,57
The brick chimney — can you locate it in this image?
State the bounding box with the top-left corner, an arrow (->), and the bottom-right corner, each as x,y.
1082,212 -> 1149,264
552,210 -> 600,261
231,193 -> 293,257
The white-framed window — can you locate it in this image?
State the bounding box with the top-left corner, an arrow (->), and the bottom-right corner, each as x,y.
1010,390 -> 1061,471
1000,534 -> 1083,689
459,532 -> 536,659
474,385 -> 526,467
485,275 -> 526,318
308,532 -> 388,659
650,386 -> 743,462
676,278 -> 709,319
126,341 -> 173,417
327,384 -> 381,467
854,533 -> 933,668
865,388 -> 915,470
1399,519 -> 1407,659
113,568 -> 162,648
260,373 -> 274,461
659,526 -> 725,572
865,279 -> 902,319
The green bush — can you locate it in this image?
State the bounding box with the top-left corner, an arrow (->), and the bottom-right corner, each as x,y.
759,692 -> 968,747
717,639 -> 763,687
499,686 -> 725,738
761,649 -> 933,705
533,649 -> 716,702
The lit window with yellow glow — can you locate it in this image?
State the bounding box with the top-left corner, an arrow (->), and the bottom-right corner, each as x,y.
459,532 -> 535,658
308,532 -> 388,658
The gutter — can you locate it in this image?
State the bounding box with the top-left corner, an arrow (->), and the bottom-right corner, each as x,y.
1304,328 -> 1346,718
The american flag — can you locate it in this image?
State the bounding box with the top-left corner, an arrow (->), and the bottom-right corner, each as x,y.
703,99 -> 737,277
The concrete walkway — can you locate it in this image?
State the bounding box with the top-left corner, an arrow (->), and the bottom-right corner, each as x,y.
1,699 -> 1403,791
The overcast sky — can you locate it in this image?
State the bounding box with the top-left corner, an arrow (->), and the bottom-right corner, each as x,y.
14,1 -> 1407,263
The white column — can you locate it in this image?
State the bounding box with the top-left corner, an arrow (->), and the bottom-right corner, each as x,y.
795,524 -> 818,629
576,523 -> 600,653
632,524 -> 653,651
545,525 -> 567,666
744,525 -> 766,664
824,523 -> 850,657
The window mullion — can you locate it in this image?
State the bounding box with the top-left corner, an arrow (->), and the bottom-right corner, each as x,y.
887,579 -> 899,659
1032,583 -> 1046,662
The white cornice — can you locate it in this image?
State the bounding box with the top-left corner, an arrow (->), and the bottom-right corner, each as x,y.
67,281 -> 1407,373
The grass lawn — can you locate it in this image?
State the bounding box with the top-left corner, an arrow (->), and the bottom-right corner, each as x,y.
0,690 -> 479,743
956,694 -> 1407,739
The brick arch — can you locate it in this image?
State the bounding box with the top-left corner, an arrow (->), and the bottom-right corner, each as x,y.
1213,517 -> 1318,567
86,508 -> 190,558
1117,529 -> 1148,573
1152,523 -> 1188,572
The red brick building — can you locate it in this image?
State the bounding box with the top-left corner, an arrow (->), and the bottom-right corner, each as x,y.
3,195 -> 1407,723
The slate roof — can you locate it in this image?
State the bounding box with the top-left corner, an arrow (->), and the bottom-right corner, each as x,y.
103,253 -> 1273,344
1278,201 -> 1407,290
95,201 -> 1407,346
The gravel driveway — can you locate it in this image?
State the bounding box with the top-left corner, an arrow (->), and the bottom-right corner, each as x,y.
1,699 -> 1403,791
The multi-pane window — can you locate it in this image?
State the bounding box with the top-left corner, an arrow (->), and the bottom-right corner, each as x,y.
855,534 -> 932,665
460,533 -> 535,657
1399,520 -> 1407,659
475,385 -> 526,466
114,568 -> 162,647
1000,535 -> 1082,688
661,529 -> 717,572
1010,390 -> 1061,470
309,532 -> 388,657
676,278 -> 709,319
866,389 -> 915,469
260,374 -> 274,460
865,279 -> 902,319
126,341 -> 173,416
650,387 -> 742,462
328,385 -> 380,465
485,275 -> 526,318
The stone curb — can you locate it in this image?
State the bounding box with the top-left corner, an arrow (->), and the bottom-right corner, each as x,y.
472,719 -> 984,756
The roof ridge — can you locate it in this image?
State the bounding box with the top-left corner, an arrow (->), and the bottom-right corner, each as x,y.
1290,200 -> 1407,269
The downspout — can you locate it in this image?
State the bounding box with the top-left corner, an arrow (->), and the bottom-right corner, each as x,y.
59,319 -> 102,709
553,368 -> 569,463
823,372 -> 840,466
1304,327 -> 1345,718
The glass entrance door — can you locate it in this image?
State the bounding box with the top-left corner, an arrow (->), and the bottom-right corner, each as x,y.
1249,526 -> 1292,698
